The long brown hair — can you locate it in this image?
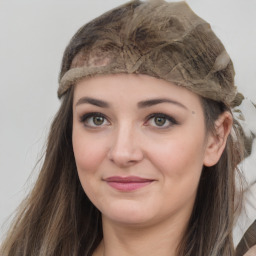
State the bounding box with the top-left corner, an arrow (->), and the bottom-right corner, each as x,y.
1,89 -> 103,256
1,1 -> 244,255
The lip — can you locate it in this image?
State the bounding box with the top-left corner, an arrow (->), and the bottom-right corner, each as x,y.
104,176 -> 155,192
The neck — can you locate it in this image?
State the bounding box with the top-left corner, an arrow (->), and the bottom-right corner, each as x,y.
94,214 -> 188,256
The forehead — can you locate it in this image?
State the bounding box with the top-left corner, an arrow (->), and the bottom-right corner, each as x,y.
73,74 -> 202,109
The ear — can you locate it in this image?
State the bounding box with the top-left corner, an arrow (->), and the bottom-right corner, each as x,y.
203,111 -> 233,167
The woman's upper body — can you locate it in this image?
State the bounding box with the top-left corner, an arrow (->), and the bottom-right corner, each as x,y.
1,0 -> 255,255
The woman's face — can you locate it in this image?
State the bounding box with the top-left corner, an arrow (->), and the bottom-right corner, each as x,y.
72,74 -> 211,227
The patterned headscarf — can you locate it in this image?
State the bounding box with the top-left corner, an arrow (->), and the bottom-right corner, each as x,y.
58,0 -> 238,107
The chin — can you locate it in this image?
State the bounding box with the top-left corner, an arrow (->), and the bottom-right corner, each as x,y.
101,200 -> 156,226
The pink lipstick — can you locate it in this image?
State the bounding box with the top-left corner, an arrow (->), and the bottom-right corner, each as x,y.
104,176 -> 154,191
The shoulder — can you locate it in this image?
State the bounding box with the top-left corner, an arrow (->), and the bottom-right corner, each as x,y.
243,245 -> 256,256
236,220 -> 256,256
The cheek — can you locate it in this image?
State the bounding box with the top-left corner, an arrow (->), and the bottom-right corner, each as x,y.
148,130 -> 205,186
72,129 -> 108,205
72,129 -> 108,175
150,135 -> 205,213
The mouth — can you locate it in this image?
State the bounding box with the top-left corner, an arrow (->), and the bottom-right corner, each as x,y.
104,176 -> 155,192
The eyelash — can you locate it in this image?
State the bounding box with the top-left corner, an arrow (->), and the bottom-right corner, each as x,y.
144,113 -> 178,128
80,112 -> 109,128
79,112 -> 178,129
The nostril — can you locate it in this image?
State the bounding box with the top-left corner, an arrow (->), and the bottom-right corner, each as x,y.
107,144 -> 144,167
107,126 -> 144,166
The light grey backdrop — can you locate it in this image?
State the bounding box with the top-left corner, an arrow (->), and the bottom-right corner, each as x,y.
1,0 -> 256,242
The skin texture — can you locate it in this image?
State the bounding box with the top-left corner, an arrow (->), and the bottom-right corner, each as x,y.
72,74 -> 232,256
244,245 -> 256,256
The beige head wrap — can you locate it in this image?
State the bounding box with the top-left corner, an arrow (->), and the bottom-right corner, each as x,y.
58,0 -> 238,106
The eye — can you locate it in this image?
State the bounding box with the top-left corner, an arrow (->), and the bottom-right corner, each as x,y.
153,116 -> 167,126
145,113 -> 178,128
80,112 -> 110,128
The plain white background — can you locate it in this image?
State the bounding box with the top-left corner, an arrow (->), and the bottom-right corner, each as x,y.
1,0 -> 256,242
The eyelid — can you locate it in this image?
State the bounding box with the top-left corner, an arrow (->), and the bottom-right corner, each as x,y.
79,112 -> 110,128
79,112 -> 178,129
144,113 -> 178,128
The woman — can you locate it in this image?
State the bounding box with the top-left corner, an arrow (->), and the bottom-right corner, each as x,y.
0,0 -> 249,255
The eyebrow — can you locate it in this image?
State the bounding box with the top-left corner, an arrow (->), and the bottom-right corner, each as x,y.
75,97 -> 110,108
75,97 -> 187,110
137,98 -> 188,109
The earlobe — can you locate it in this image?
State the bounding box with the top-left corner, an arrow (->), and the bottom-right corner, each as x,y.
203,111 -> 233,167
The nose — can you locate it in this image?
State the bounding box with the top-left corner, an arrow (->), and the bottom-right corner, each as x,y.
107,124 -> 144,167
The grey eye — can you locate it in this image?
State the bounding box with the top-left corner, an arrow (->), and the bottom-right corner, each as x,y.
80,113 -> 109,128
92,116 -> 105,126
145,113 -> 178,129
154,117 -> 167,126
